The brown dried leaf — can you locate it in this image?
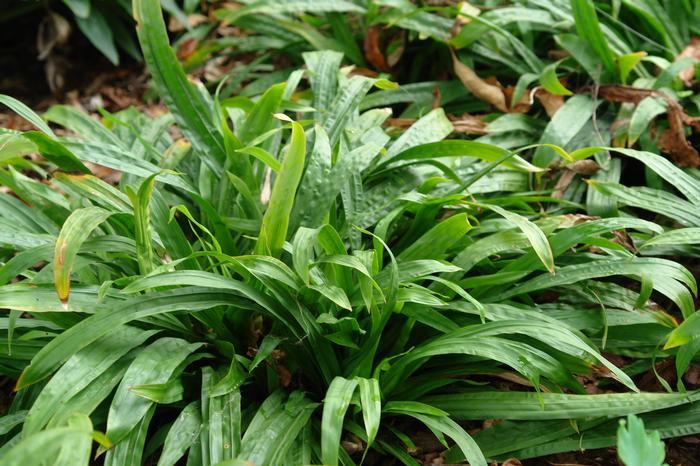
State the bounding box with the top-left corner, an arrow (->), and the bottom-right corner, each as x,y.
449,113 -> 487,134
504,85 -> 531,113
596,85 -> 700,167
274,363 -> 292,387
501,459 -> 523,466
169,13 -> 209,32
177,37 -> 199,60
451,49 -> 508,112
37,12 -> 71,60
535,88 -> 564,117
677,37 -> 700,86
364,26 -> 390,72
567,159 -> 599,176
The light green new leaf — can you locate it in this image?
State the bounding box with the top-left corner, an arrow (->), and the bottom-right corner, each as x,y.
539,61 -> 572,96
126,174 -> 158,275
256,121 -> 306,257
665,312 -> 700,349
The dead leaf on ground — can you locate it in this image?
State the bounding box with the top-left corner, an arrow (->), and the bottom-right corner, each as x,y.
595,85 -> 700,167
348,67 -> 380,78
553,160 -> 599,199
501,459 -> 523,466
387,114 -> 488,135
84,162 -> 121,185
37,12 -> 71,60
677,37 -> 700,86
177,37 -> 199,60
450,1 -> 480,36
535,88 -> 565,117
504,85 -> 531,113
364,26 -> 390,72
451,48 -> 508,112
449,113 -> 488,134
168,13 -> 209,32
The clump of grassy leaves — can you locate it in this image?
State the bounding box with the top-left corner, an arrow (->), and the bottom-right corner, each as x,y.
0,0 -> 699,465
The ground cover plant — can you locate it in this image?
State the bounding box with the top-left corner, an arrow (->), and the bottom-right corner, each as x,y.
0,0 -> 699,465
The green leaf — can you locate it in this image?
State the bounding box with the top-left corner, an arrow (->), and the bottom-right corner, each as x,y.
1,414 -> 93,466
628,97 -> 667,146
357,377 -> 381,449
387,108 -> 453,157
237,82 -> 285,145
156,402 -> 201,466
256,121 -> 306,257
75,8 -> 119,65
239,391 -> 317,465
498,257 -> 696,317
376,140 -> 542,173
15,288 -> 252,389
126,174 -> 158,275
617,415 -> 666,466
423,390 -> 700,420
303,51 -> 343,123
570,0 -> 615,74
533,95 -> 597,167
21,132 -> 91,174
22,326 -> 156,434
106,337 -> 202,445
134,0 -> 225,171
539,61 -> 572,96
0,94 -> 55,136
53,207 -> 112,303
321,377 -> 359,466
475,203 -> 554,273
408,413 -> 486,466
63,0 -> 91,18
398,213 -> 471,262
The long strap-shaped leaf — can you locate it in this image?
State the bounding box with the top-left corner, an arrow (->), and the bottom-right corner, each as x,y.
423,390 -> 700,420
321,377 -> 358,466
255,121 -> 306,257
53,207 -> 112,304
15,288 -> 253,389
133,0 -> 225,172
